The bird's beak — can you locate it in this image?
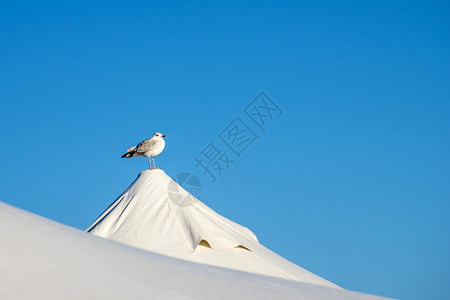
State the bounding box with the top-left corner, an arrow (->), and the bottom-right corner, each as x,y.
162,135 -> 166,138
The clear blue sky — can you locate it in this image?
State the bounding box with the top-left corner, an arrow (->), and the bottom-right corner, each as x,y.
0,1 -> 448,299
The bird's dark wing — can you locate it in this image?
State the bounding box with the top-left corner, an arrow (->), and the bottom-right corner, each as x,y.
135,138 -> 157,154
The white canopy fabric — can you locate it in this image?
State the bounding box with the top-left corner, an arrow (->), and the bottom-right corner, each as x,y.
0,201 -> 389,300
87,169 -> 338,288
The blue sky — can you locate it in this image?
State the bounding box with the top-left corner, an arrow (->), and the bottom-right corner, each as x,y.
0,1 -> 449,299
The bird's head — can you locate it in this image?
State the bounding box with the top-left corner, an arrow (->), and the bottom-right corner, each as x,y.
153,132 -> 166,138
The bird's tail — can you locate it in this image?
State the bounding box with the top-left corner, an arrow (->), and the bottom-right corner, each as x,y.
121,146 -> 137,158
121,152 -> 133,158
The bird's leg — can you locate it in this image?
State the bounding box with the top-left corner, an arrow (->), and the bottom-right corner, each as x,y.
152,157 -> 156,169
148,157 -> 152,169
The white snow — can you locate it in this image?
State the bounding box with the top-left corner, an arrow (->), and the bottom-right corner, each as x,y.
0,201 -> 390,299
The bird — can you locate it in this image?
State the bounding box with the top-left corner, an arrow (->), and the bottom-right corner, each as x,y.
121,133 -> 166,169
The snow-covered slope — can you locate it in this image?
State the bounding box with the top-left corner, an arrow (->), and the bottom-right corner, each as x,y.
86,169 -> 336,287
0,202 -> 389,299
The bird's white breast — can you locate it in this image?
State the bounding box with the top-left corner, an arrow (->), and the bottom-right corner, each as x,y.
146,138 -> 165,157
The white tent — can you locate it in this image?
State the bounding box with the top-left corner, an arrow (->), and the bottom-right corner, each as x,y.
0,201 -> 388,300
87,169 -> 338,288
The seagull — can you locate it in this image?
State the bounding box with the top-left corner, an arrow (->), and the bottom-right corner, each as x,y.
121,133 -> 166,169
